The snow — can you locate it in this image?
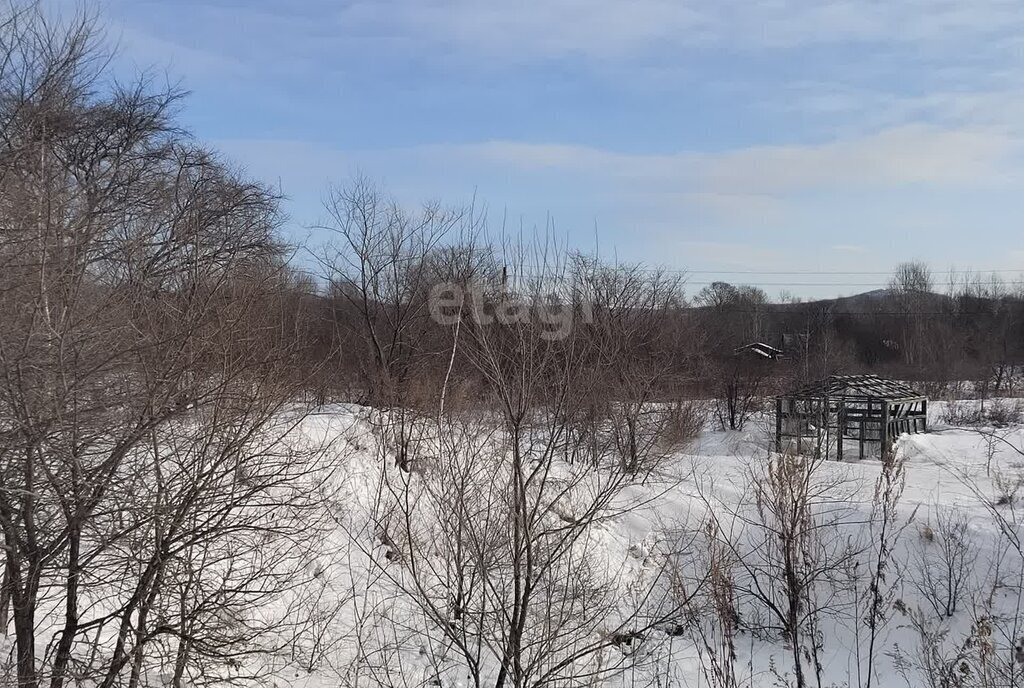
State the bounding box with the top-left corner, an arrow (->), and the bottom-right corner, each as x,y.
32,400 -> 1023,687
253,400 -> 1024,687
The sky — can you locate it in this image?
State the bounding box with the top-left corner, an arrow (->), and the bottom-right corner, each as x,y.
49,0 -> 1024,298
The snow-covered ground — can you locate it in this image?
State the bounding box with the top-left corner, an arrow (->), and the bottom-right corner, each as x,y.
253,400 -> 1024,688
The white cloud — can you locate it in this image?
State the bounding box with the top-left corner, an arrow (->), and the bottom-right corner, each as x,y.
377,0 -> 704,61
214,123 -> 1024,265
102,0 -> 1024,75
211,130 -> 1024,290
446,124 -> 1018,195
114,25 -> 245,77
666,241 -> 793,269
698,125 -> 1016,192
344,0 -> 1024,61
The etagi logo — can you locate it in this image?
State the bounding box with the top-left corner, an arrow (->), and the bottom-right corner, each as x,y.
429,282 -> 593,341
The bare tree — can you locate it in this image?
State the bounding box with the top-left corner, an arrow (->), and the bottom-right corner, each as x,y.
856,450 -> 914,688
570,256 -> 690,470
949,434 -> 1024,688
356,243 -> 703,688
685,518 -> 742,688
702,450 -> 861,688
888,261 -> 937,372
911,507 -> 975,620
712,357 -> 767,432
317,179 -> 461,395
889,262 -> 934,296
316,177 -> 485,471
694,282 -> 772,431
0,7 -> 328,687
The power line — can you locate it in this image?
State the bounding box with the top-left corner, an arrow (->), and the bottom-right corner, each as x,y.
685,282 -> 893,287
686,309 -> 1023,316
299,262 -> 1024,293
304,253 -> 1024,278
681,269 -> 1024,276
502,275 -> 1024,288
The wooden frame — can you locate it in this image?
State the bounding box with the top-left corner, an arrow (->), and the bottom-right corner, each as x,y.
775,375 -> 927,461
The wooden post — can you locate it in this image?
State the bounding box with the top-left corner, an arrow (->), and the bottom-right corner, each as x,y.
775,397 -> 783,453
859,401 -> 867,461
881,401 -> 890,462
821,399 -> 828,461
796,400 -> 802,455
922,398 -> 928,433
836,402 -> 844,461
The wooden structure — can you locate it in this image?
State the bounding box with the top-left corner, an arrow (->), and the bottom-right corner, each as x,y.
775,374 -> 927,461
734,342 -> 785,360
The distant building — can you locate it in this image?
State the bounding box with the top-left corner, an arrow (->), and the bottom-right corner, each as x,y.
734,341 -> 785,360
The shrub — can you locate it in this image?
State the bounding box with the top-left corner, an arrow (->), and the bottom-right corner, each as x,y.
940,399 -> 1022,428
940,402 -> 986,426
661,399 -> 707,447
984,399 -> 1022,427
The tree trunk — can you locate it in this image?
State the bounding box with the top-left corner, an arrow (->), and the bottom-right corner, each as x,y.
49,523 -> 82,688
0,553 -> 10,634
12,570 -> 39,688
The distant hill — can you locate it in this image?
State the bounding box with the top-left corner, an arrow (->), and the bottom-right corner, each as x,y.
774,289 -> 956,314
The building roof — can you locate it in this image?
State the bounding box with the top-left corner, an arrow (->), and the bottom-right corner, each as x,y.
781,374 -> 925,401
734,342 -> 784,359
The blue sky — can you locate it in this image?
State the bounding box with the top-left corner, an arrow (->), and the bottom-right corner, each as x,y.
59,0 -> 1024,297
